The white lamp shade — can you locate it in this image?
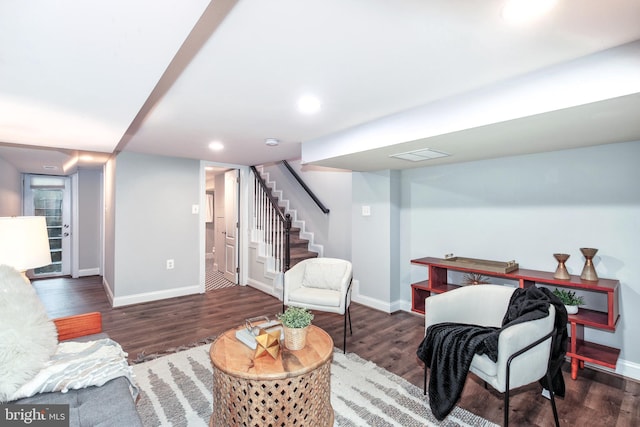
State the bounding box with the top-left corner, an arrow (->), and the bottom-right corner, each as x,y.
0,216 -> 52,272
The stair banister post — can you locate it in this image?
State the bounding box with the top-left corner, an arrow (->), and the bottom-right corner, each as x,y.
282,213 -> 291,313
284,213 -> 291,273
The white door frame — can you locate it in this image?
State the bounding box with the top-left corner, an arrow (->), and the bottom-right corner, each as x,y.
22,174 -> 72,277
199,161 -> 249,292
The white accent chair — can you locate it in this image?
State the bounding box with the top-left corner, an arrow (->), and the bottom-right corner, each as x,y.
283,258 -> 353,353
423,285 -> 560,427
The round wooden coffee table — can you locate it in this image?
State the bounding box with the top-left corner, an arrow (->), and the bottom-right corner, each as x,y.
209,325 -> 334,427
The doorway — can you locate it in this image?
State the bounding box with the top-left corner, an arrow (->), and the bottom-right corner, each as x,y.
205,167 -> 239,290
22,174 -> 71,277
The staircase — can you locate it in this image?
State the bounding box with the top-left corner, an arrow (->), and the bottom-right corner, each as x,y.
288,225 -> 318,267
251,165 -> 321,282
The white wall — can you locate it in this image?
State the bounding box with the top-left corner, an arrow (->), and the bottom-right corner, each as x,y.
108,151 -> 202,306
103,156 -> 116,296
75,169 -> 102,276
0,156 -> 21,216
399,140 -> 640,379
260,161 -> 352,260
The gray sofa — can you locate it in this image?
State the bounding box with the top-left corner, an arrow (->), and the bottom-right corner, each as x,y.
9,313 -> 143,427
13,377 -> 141,427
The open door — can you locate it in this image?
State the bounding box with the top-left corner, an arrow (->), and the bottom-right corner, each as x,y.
214,170 -> 240,284
223,169 -> 239,283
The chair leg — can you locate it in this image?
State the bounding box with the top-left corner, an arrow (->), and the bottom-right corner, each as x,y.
545,371 -> 561,427
423,365 -> 427,395
342,306 -> 352,354
504,388 -> 510,427
343,310 -> 347,354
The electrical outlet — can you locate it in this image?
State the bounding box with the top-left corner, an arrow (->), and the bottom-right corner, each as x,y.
166,259 -> 174,269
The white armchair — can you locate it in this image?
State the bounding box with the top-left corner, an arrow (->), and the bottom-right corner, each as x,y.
283,258 -> 353,353
422,285 -> 560,427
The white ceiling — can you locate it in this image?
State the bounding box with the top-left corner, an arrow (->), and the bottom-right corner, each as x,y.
1,0 -> 640,175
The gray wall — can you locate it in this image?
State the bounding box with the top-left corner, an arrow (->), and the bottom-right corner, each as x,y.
106,151 -> 201,305
351,169 -> 403,312
260,161 -> 352,260
76,169 -> 102,275
0,156 -> 21,216
398,140 -> 640,379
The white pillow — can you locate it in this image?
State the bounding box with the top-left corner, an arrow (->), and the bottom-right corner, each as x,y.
0,265 -> 58,402
302,261 -> 347,291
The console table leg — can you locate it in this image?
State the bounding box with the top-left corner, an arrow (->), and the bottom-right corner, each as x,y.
571,358 -> 579,380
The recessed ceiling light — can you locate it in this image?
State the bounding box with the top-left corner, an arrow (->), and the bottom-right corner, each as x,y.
209,141 -> 224,151
501,0 -> 557,24
265,138 -> 279,147
297,94 -> 321,115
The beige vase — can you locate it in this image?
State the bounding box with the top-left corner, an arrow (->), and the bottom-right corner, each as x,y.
283,325 -> 309,350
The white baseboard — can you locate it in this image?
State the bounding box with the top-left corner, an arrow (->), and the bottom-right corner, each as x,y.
351,280 -> 393,313
613,358 -> 640,381
111,285 -> 202,308
102,277 -> 114,306
247,278 -> 281,300
77,267 -> 100,277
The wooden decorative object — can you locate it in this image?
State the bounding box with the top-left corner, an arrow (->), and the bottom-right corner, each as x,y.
254,328 -> 281,359
580,247 -> 598,281
440,254 -> 519,273
553,253 -> 571,280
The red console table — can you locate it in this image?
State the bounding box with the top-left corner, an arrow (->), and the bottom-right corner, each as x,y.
411,256 -> 620,380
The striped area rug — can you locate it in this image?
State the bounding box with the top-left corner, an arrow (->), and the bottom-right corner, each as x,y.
132,344 -> 497,427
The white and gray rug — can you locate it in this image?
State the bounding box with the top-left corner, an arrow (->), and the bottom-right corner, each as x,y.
132,344 -> 497,427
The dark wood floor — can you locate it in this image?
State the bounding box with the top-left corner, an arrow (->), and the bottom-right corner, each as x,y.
33,275 -> 639,426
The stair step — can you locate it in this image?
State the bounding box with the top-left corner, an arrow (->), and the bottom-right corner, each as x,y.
290,248 -> 318,267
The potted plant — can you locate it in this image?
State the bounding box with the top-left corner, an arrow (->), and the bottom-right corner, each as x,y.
277,306 -> 314,350
553,288 -> 585,314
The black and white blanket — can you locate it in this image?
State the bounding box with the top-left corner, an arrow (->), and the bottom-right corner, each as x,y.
416,286 -> 567,421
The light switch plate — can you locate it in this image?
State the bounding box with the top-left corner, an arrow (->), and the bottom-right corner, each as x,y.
192,204 -> 199,214
362,205 -> 371,216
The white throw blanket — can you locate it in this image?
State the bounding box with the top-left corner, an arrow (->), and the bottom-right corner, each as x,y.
9,338 -> 138,401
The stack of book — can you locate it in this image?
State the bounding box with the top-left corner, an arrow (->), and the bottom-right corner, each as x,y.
235,317 -> 284,349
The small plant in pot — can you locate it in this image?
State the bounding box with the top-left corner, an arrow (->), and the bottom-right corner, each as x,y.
553,288 -> 585,315
277,306 -> 314,350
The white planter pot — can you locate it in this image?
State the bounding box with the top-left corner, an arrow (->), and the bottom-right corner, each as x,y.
565,305 -> 578,315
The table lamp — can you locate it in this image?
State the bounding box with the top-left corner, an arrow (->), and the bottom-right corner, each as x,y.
0,216 -> 52,284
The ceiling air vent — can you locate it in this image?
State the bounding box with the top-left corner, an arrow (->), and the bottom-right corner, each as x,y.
42,165 -> 59,171
389,148 -> 450,162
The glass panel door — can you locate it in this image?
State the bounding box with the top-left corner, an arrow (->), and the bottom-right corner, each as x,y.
23,175 -> 71,277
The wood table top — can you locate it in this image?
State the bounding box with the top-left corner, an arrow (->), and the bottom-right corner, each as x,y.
209,325 -> 333,381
